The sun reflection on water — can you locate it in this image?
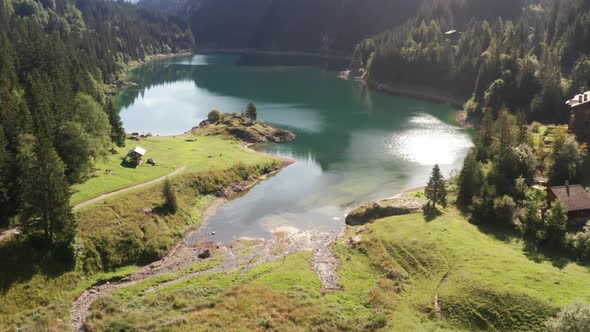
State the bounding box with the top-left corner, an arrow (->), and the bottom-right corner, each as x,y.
388,113 -> 472,165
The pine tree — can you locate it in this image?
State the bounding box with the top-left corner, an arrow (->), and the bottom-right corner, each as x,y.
245,102 -> 257,123
544,201 -> 567,247
106,100 -> 126,148
0,125 -> 10,223
425,164 -> 447,208
16,134 -> 38,221
457,150 -> 483,207
21,138 -> 75,248
162,178 -> 178,214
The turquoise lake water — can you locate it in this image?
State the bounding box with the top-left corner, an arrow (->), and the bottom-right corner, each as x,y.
116,54 -> 473,243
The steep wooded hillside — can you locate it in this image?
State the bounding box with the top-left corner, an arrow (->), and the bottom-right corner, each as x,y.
0,0 -> 194,251
350,0 -> 590,124
183,0 -> 424,53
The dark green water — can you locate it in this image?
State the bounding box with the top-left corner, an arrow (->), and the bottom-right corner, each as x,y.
116,54 -> 472,243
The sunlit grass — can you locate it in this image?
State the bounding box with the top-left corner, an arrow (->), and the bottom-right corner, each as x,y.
70,135 -> 275,205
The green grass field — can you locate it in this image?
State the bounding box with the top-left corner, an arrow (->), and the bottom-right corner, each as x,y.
82,205 -> 590,331
70,134 -> 274,205
0,132 -> 281,331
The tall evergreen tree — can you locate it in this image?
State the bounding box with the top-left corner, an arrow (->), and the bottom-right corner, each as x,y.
0,125 -> 10,224
22,139 -> 75,247
245,102 -> 257,123
425,164 -> 447,208
544,201 -> 567,247
457,150 -> 483,207
106,100 -> 126,148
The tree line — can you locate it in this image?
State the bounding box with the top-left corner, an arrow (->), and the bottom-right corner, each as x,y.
351,0 -> 590,125
0,0 -> 194,256
181,0 -> 425,53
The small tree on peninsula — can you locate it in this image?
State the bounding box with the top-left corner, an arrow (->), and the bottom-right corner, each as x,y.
208,109 -> 222,123
425,164 -> 447,208
245,102 -> 257,123
162,178 -> 178,214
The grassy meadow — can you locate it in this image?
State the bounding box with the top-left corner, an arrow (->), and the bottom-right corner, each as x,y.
71,134 -> 273,205
0,133 -> 281,331
82,201 -> 590,331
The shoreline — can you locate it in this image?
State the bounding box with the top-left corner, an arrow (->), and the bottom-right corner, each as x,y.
365,79 -> 466,110
338,71 -> 477,129
197,48 -> 352,61
184,157 -> 295,245
339,71 -> 470,118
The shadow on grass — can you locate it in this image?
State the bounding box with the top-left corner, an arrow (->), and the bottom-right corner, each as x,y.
521,240 -> 572,269
152,204 -> 176,216
472,221 -> 520,243
468,217 -> 585,269
0,238 -> 72,292
423,207 -> 443,222
120,159 -> 138,169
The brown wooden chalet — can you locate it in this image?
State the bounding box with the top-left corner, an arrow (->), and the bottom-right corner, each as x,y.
566,91 -> 590,142
548,183 -> 590,226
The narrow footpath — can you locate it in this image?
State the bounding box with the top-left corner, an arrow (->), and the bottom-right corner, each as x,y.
72,166 -> 187,211
0,167 -> 187,244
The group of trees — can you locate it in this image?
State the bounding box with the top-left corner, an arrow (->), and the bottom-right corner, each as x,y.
351,0 -> 590,125
0,0 -> 193,255
455,109 -> 586,254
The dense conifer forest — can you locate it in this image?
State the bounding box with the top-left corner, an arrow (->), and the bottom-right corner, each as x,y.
178,0 -> 424,53
350,0 -> 590,124
0,0 -> 194,253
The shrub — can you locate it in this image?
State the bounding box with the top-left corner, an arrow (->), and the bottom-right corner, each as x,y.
493,195 -> 516,224
207,109 -> 222,123
566,229 -> 590,260
546,302 -> 590,332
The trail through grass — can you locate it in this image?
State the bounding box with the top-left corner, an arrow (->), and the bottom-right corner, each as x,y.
71,135 -> 273,205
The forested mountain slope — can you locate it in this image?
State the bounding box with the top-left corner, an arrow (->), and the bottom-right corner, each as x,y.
349,0 -> 590,124
0,0 -> 194,248
137,0 -> 185,13
182,0 -> 425,53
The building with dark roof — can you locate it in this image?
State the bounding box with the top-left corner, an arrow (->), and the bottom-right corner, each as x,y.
566,91 -> 590,142
548,183 -> 590,224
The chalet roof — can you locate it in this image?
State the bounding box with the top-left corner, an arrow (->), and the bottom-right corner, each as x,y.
566,91 -> 590,108
128,146 -> 146,156
550,184 -> 590,212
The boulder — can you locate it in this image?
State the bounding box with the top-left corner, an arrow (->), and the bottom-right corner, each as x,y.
345,199 -> 423,226
198,249 -> 211,259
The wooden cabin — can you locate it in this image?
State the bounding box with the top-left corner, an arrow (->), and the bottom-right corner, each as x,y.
127,146 -> 146,165
548,183 -> 590,227
566,91 -> 590,143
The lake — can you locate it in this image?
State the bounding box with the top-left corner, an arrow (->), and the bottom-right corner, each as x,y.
116,54 -> 473,244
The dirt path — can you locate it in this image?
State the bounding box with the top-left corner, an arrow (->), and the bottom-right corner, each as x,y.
72,166 -> 187,211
